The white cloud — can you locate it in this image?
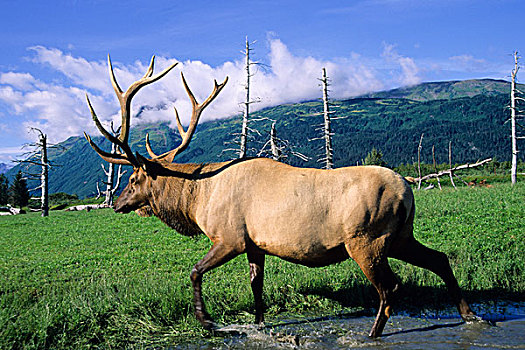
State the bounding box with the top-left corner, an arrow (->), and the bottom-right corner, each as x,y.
0,39 -> 418,147
0,86 -> 25,114
0,72 -> 39,91
382,42 -> 421,86
29,46 -> 110,94
449,54 -> 490,72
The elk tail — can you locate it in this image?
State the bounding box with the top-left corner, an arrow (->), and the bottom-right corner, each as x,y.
404,176 -> 416,184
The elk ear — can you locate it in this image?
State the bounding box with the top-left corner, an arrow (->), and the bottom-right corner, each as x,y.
136,153 -> 158,179
136,152 -> 150,172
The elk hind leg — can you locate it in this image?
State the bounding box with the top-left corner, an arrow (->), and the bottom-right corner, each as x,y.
347,239 -> 399,338
389,238 -> 476,320
190,242 -> 240,330
247,247 -> 265,325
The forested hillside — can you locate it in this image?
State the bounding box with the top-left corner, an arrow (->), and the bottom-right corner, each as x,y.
364,79 -> 522,101
6,80 -> 517,198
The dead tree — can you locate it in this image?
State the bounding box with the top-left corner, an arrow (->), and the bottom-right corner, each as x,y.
37,130 -> 48,216
432,145 -> 442,190
414,158 -> 493,183
96,123 -> 126,206
261,122 -> 283,161
510,51 -> 524,185
239,37 -> 251,158
417,133 -> 424,190
16,128 -> 63,216
222,37 -> 263,159
309,68 -> 340,169
269,122 -> 281,161
449,141 -> 457,189
258,121 -> 309,162
97,159 -> 126,206
239,37 -> 262,158
320,68 -> 334,169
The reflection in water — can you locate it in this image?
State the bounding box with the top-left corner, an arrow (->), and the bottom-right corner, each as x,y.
178,301 -> 525,349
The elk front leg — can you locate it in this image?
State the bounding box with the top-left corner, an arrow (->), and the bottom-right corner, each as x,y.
190,242 -> 240,330
247,247 -> 265,325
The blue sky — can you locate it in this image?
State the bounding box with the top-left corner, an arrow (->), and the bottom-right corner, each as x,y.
0,0 -> 523,164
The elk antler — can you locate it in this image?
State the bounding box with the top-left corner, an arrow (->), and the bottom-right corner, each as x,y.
84,55 -> 178,166
145,72 -> 229,163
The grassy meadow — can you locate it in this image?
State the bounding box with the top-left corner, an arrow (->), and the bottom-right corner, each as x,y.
0,183 -> 524,349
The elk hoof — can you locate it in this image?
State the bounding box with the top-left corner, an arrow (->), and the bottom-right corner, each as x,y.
200,318 -> 217,331
461,313 -> 492,325
195,311 -> 216,330
368,329 -> 382,338
255,314 -> 265,325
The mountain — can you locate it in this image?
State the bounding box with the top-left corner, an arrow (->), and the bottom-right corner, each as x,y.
0,163 -> 13,174
6,79 -> 516,198
363,79 -> 519,101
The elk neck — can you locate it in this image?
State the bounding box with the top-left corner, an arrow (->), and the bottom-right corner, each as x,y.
145,161 -> 220,237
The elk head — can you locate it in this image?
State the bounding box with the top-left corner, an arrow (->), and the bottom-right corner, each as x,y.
84,55 -> 228,213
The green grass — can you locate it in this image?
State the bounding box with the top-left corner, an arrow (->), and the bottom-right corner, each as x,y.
0,183 -> 524,349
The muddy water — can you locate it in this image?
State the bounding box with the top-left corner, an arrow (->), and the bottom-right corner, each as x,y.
180,301 -> 525,349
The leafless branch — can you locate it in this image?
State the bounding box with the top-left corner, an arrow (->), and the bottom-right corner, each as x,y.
414,158 -> 493,182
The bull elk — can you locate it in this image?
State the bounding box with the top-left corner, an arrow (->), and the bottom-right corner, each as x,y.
85,55 -> 477,338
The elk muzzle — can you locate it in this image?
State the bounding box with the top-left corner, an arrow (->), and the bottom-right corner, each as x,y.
113,187 -> 139,214
113,196 -> 133,214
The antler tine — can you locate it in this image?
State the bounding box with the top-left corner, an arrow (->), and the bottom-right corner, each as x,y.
145,133 -> 157,159
87,54 -> 178,167
142,56 -> 155,79
107,55 -> 179,145
84,133 -> 134,165
107,54 -> 123,95
149,73 -> 228,163
173,106 -> 186,137
86,94 -> 121,146
85,93 -> 138,166
145,106 -> 185,159
181,72 -> 229,115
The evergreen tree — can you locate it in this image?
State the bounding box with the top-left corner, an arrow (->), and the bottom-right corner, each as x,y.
9,171 -> 30,209
0,174 -> 8,205
364,148 -> 387,167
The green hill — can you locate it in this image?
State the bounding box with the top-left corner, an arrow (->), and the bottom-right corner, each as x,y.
363,78 -> 519,101
6,79 -> 518,198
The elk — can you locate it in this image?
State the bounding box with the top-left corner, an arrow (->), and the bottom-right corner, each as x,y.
85,55 -> 477,338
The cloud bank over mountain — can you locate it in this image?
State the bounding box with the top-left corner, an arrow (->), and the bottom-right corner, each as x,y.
0,38 -> 506,155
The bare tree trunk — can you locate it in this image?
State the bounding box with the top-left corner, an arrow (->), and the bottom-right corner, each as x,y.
449,141 -> 457,189
99,161 -> 125,207
17,127 -> 63,216
414,158 -> 492,182
270,122 -> 281,161
258,119 -> 308,162
40,133 -> 48,217
417,133 -> 423,190
103,142 -> 117,206
511,51 -> 519,185
240,37 -> 251,159
99,124 -> 126,206
432,145 -> 442,190
321,68 -> 333,169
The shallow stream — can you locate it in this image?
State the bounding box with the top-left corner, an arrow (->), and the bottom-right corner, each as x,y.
179,301 -> 525,349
